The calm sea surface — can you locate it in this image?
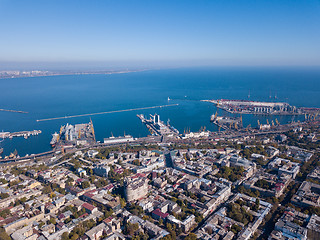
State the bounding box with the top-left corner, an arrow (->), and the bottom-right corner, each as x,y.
0,67 -> 320,156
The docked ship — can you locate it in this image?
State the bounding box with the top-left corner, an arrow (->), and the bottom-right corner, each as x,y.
50,132 -> 59,148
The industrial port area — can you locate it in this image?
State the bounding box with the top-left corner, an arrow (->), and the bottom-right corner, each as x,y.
204,99 -> 320,116
50,121 -> 96,148
137,114 -> 179,137
0,99 -> 320,240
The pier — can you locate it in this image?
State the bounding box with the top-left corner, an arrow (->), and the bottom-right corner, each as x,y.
0,108 -> 28,114
137,113 -> 179,137
202,99 -> 312,115
36,104 -> 179,122
210,112 -> 242,130
0,130 -> 41,139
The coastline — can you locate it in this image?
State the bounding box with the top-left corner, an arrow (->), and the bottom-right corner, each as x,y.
0,69 -> 148,80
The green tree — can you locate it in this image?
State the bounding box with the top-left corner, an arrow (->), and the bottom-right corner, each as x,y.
0,209 -> 10,218
159,218 -> 163,225
133,159 -> 141,166
120,197 -> 126,208
89,175 -> 95,183
49,217 -> 56,225
81,181 -> 90,189
231,224 -> 242,234
0,193 -> 9,199
185,233 -> 197,240
43,185 -> 52,194
70,234 -> 79,240
61,232 -> 69,240
0,229 -> 11,240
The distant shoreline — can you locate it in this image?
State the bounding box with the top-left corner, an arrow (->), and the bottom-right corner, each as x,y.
0,69 -> 148,80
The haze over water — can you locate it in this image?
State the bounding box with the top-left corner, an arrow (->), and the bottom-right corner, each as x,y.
0,67 -> 320,156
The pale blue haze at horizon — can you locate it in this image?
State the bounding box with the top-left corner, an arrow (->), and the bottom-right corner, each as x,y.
0,0 -> 319,67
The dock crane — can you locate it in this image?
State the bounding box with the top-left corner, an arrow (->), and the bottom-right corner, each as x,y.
214,111 -> 218,119
275,118 -> 280,126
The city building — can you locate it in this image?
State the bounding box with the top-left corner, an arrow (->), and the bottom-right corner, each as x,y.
124,174 -> 148,201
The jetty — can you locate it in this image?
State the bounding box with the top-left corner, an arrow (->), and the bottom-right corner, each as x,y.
137,113 -> 179,137
0,108 -> 28,114
0,130 -> 41,139
36,104 -> 179,122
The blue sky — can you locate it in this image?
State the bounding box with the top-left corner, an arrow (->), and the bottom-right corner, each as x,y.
0,0 -> 320,68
